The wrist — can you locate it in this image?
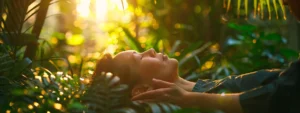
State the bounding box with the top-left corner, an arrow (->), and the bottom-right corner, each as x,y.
184,92 -> 243,113
182,92 -> 202,108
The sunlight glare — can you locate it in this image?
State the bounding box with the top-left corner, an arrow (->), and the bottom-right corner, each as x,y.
221,92 -> 225,96
105,45 -> 118,54
111,0 -> 128,10
96,0 -> 129,21
76,0 -> 91,18
96,0 -> 108,21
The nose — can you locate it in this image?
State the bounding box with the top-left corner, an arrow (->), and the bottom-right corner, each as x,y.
142,48 -> 156,57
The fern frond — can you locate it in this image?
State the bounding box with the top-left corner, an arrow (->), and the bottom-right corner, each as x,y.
84,72 -> 182,113
83,72 -> 129,112
0,50 -> 14,73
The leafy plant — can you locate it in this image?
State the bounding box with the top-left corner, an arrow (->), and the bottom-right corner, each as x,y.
0,0 -> 183,112
222,22 -> 298,74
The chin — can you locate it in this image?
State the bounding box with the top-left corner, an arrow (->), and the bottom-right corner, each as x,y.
169,58 -> 178,62
169,58 -> 178,66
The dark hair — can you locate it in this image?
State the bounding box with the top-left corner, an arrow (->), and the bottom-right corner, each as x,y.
93,53 -> 135,87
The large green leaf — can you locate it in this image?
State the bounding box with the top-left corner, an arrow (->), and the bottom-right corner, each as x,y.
228,23 -> 257,32
179,42 -> 212,66
67,101 -> 86,111
122,27 -> 144,52
177,40 -> 203,60
261,33 -> 282,43
279,48 -> 299,59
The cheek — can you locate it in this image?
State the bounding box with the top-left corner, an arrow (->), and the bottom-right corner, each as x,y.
139,59 -> 164,79
138,59 -> 178,82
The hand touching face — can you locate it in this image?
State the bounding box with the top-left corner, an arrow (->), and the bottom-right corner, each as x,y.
131,79 -> 191,108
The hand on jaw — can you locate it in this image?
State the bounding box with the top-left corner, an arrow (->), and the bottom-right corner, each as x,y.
131,76 -> 195,97
131,78 -> 192,108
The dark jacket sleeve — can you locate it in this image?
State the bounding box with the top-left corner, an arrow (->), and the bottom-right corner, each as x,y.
241,60 -> 300,113
192,69 -> 281,93
192,60 -> 300,113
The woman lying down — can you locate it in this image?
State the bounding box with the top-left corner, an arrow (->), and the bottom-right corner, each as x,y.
93,48 -> 300,113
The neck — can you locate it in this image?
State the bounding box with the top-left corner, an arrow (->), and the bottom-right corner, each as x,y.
174,77 -> 196,91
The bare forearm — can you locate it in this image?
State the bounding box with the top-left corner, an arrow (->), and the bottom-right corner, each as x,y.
185,92 -> 243,113
175,77 -> 243,112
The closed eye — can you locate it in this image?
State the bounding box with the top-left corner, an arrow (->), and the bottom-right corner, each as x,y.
133,51 -> 143,60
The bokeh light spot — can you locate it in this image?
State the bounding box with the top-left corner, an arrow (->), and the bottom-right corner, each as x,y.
50,37 -> 58,45
28,104 -> 33,110
138,37 -> 147,43
253,39 -> 257,44
33,102 -> 39,107
175,52 -> 181,56
66,34 -> 85,46
53,103 -> 62,110
201,61 -> 214,70
9,102 -> 13,106
194,5 -> 202,13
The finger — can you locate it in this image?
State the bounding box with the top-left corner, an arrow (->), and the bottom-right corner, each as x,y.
152,78 -> 174,89
131,88 -> 170,101
137,96 -> 171,103
134,99 -> 167,104
137,99 -> 159,103
139,96 -> 173,104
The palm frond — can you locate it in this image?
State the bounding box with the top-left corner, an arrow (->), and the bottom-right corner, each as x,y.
224,0 -> 287,20
0,53 -> 14,73
0,0 -> 36,58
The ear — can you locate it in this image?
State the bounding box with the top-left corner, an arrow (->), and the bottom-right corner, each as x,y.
131,84 -> 153,97
94,53 -> 114,76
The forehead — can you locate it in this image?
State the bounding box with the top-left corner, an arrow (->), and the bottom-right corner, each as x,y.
114,50 -> 136,66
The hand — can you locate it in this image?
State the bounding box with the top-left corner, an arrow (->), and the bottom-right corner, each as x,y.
131,78 -> 191,107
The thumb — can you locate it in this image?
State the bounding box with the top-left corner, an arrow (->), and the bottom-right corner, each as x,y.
152,78 -> 173,89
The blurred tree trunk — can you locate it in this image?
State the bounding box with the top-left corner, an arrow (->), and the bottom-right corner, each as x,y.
298,23 -> 300,50
24,0 -> 51,60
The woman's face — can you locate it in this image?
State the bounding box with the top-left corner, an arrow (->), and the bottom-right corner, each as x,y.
113,48 -> 179,85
